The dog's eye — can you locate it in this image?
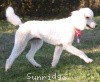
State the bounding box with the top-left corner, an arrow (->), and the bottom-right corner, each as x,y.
86,17 -> 90,19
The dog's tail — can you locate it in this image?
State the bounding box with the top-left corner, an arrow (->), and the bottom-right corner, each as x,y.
6,6 -> 22,26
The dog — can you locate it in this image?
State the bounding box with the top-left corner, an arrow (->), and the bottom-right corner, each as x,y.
5,6 -> 97,71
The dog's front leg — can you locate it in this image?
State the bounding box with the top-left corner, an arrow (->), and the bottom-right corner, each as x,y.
51,45 -> 63,68
63,44 -> 93,63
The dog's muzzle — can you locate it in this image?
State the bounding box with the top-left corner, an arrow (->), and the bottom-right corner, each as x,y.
86,22 -> 97,29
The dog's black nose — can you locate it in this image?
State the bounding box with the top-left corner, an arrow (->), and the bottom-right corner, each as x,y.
95,24 -> 97,27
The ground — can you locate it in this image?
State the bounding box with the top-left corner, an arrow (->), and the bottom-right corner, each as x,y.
0,16 -> 100,82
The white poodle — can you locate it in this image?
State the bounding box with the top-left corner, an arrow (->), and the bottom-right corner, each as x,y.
5,6 -> 97,71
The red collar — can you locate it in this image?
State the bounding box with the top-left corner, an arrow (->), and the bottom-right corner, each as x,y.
75,28 -> 82,43
75,29 -> 81,37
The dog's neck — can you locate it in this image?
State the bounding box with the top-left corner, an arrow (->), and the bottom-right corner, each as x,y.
75,28 -> 82,43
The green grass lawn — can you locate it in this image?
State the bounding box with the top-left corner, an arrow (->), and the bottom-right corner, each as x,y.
0,17 -> 100,82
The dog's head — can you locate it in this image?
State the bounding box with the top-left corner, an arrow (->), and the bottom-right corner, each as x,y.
71,8 -> 97,30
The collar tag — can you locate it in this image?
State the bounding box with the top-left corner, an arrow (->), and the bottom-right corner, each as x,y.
77,36 -> 80,43
75,29 -> 81,43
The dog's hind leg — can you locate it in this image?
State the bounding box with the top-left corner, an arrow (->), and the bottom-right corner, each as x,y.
51,45 -> 63,68
5,30 -> 29,71
26,39 -> 43,67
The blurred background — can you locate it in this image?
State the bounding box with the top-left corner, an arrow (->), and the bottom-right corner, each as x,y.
0,0 -> 100,20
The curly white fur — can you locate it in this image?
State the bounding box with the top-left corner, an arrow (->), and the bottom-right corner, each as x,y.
5,6 -> 97,71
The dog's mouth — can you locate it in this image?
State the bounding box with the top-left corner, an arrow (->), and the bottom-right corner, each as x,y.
86,24 -> 93,29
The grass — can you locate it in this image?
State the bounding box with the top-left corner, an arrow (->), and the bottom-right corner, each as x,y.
0,16 -> 100,82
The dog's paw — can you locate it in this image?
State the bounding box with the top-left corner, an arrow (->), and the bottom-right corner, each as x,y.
35,64 -> 42,68
84,58 -> 93,63
51,65 -> 56,68
5,65 -> 10,71
5,59 -> 12,71
51,63 -> 57,68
